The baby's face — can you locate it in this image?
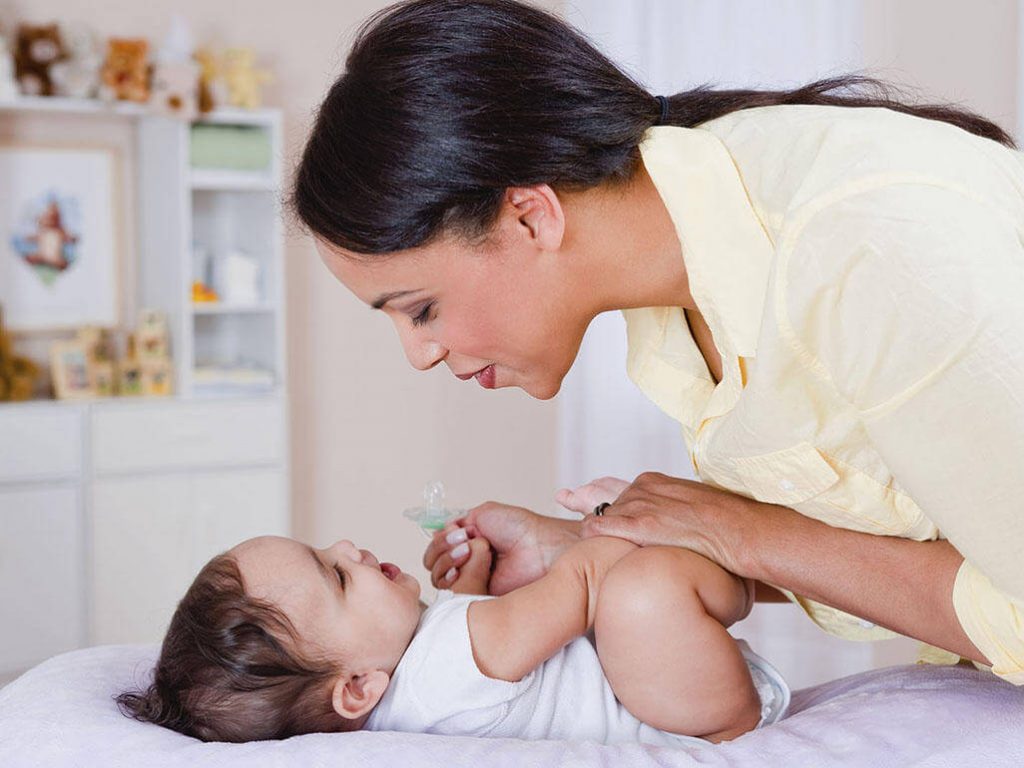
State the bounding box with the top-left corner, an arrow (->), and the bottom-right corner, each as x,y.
233,536 -> 423,673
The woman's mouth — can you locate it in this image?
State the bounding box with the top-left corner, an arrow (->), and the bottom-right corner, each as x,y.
474,364 -> 496,389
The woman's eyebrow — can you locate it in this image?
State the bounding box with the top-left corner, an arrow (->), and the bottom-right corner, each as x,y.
371,289 -> 420,310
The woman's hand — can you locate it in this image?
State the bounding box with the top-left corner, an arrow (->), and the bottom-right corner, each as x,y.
554,476 -> 629,515
579,471 -> 757,575
422,502 -> 580,595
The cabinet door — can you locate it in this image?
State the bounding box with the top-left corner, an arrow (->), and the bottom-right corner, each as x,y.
0,486 -> 84,675
91,468 -> 288,645
91,475 -> 193,645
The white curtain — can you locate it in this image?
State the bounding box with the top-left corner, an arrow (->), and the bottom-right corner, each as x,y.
556,0 -> 917,689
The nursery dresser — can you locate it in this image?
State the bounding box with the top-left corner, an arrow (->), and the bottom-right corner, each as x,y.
0,97 -> 290,681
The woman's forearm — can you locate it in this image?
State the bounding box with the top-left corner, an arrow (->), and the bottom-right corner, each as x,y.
735,502 -> 987,664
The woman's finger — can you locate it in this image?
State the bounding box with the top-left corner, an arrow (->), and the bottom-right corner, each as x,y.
429,529 -> 474,587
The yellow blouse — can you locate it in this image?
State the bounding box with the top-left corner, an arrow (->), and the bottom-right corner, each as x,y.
629,104 -> 1024,684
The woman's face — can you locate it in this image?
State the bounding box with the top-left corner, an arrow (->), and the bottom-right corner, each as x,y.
315,188 -> 593,400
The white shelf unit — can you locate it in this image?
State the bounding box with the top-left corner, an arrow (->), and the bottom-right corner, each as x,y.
0,97 -> 291,679
138,107 -> 286,397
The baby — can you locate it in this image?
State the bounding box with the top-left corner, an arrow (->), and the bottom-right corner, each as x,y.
117,528 -> 789,745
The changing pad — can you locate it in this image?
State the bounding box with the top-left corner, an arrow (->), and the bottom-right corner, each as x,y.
2,644 -> 1023,767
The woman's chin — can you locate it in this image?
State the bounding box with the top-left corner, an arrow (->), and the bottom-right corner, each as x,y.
523,376 -> 563,401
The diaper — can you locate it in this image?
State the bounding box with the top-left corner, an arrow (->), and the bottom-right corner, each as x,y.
737,639 -> 791,727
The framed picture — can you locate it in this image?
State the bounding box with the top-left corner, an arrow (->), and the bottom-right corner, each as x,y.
0,145 -> 119,331
50,340 -> 95,400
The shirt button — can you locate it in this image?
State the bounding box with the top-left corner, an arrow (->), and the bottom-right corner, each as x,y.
778,479 -> 796,492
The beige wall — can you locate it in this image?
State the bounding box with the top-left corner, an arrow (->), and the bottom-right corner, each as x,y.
862,0 -> 1018,138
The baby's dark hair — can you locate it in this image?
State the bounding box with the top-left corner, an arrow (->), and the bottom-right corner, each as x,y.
115,553 -> 352,742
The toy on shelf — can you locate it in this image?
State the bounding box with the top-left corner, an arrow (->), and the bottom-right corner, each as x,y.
14,23 -> 67,97
136,309 -> 173,396
49,22 -> 102,99
214,249 -> 262,305
194,48 -> 226,113
191,281 -> 219,303
150,15 -> 198,121
77,326 -> 115,397
118,333 -> 143,396
403,481 -> 465,538
223,47 -> 271,110
50,338 -> 93,400
0,305 -> 39,402
100,38 -> 149,103
0,27 -> 19,101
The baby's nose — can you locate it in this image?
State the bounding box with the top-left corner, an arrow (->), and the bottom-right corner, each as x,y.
360,549 -> 380,569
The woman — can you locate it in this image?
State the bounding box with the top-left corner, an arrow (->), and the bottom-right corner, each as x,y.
291,0 -> 1024,683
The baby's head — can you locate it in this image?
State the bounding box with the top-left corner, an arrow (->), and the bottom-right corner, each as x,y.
116,535 -> 423,742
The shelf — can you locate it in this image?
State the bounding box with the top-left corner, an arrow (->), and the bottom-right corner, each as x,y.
191,302 -> 276,315
0,95 -> 279,125
0,95 -> 146,116
189,168 -> 277,191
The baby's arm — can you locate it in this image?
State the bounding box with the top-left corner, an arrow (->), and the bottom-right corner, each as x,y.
467,536 -> 639,682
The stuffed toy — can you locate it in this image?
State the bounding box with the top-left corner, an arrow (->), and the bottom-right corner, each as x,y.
150,15 -> 198,119
100,38 -> 150,102
194,48 -> 226,112
150,59 -> 198,120
223,47 -> 270,109
50,23 -> 102,99
14,23 -> 66,96
0,305 -> 39,402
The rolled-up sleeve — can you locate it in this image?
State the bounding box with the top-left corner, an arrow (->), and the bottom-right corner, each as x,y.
780,180 -> 1024,683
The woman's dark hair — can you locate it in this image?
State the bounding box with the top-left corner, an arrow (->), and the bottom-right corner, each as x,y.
115,554 -> 350,742
290,0 -> 1016,256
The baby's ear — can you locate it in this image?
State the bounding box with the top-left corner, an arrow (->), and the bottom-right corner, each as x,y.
331,669 -> 390,720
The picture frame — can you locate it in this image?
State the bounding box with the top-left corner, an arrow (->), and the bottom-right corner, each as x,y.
50,339 -> 95,400
0,145 -> 120,331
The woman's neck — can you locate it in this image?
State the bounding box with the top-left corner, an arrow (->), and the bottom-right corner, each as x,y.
561,159 -> 696,316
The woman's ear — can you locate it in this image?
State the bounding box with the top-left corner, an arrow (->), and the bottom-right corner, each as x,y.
331,669 -> 390,720
506,184 -> 565,252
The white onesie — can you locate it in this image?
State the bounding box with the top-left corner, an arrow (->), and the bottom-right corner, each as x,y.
365,590 -> 789,746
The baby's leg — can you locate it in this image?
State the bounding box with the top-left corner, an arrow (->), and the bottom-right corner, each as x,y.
594,546 -> 761,742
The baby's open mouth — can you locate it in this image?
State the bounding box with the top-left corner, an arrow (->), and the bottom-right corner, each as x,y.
380,562 -> 401,581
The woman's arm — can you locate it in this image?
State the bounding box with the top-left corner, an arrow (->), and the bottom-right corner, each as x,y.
581,472 -> 989,664
737,500 -> 987,663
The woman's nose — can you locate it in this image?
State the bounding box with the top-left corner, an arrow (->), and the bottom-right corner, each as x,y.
400,333 -> 447,371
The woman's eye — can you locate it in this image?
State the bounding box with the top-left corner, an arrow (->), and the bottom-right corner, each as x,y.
411,302 -> 434,327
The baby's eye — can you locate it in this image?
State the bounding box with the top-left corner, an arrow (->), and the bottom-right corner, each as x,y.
334,566 -> 346,588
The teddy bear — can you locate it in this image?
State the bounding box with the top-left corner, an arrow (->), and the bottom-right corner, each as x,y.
100,38 -> 150,102
49,23 -> 102,99
223,47 -> 271,109
14,23 -> 67,96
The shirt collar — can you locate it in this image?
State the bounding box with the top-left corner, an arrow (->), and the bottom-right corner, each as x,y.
622,125 -> 775,426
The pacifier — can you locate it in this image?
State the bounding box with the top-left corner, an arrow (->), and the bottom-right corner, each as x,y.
403,480 -> 465,537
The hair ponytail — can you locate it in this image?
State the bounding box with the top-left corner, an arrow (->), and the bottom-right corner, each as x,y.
290,0 -> 1015,256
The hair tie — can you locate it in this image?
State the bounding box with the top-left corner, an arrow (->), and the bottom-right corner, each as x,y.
654,95 -> 669,126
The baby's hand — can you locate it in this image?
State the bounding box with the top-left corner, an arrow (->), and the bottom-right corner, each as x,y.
555,476 -> 629,516
447,534 -> 492,596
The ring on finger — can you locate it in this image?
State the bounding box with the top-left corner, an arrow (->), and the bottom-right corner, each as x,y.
593,502 -> 611,517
